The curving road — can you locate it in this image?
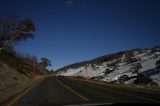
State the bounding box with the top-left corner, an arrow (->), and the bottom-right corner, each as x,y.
4,77 -> 160,105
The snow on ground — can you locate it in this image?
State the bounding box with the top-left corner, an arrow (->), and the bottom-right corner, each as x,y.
71,64 -> 107,78
88,65 -> 106,78
138,57 -> 160,73
124,78 -> 137,84
57,50 -> 160,86
151,74 -> 160,86
59,67 -> 85,76
101,64 -> 137,82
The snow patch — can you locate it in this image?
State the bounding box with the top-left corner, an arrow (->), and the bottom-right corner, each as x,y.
57,48 -> 160,86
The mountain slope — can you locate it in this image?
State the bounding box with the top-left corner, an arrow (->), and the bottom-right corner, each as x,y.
55,46 -> 160,86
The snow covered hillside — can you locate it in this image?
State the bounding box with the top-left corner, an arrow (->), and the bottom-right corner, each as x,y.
56,47 -> 160,86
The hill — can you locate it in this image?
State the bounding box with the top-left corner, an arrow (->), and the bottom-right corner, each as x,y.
55,46 -> 160,87
0,48 -> 49,102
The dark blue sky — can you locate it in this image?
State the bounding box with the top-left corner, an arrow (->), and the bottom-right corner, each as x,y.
0,0 -> 160,70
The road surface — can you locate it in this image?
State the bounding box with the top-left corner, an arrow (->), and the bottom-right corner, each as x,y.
3,77 -> 160,105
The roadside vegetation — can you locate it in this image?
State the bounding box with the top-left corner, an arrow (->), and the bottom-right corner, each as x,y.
0,15 -> 53,103
0,15 -> 52,79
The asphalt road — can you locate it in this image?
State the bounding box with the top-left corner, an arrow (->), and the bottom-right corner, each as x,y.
5,77 -> 160,105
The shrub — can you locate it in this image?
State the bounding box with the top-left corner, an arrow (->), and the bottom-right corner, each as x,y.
107,61 -> 118,67
156,60 -> 160,70
104,68 -> 113,75
118,75 -> 129,83
126,58 -> 138,64
90,76 -> 104,80
134,74 -> 153,85
131,62 -> 142,73
77,76 -> 85,80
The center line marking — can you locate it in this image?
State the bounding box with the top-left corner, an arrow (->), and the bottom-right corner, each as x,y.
56,77 -> 89,102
